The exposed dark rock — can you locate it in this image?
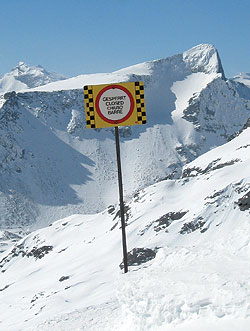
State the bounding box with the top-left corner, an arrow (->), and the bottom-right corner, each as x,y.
154,211 -> 188,232
30,292 -> 44,304
165,169 -> 181,180
110,222 -> 118,231
59,275 -> 70,282
107,205 -> 115,214
0,283 -> 12,291
139,211 -> 188,235
182,166 -> 203,178
237,191 -> 250,211
211,159 -> 241,171
204,188 -> 229,207
182,158 -> 241,178
58,247 -> 68,253
236,144 -> 250,150
119,247 -> 157,269
34,305 -> 46,316
3,91 -> 16,100
182,99 -> 200,129
205,189 -> 225,200
228,118 -> 250,141
26,246 -> 53,260
234,182 -> 250,194
133,192 -> 140,202
180,218 -> 206,234
0,243 -> 25,269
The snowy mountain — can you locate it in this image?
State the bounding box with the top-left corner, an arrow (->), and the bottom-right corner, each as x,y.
232,72 -> 250,87
0,62 -> 66,94
0,43 -> 250,330
0,123 -> 249,330
0,44 -> 249,233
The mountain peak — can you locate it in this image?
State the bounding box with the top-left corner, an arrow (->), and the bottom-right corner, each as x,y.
183,44 -> 225,78
0,62 -> 66,94
232,72 -> 250,88
16,61 -> 29,69
11,62 -> 34,76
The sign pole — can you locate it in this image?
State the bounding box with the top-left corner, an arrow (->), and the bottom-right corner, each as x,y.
84,81 -> 146,273
115,126 -> 128,273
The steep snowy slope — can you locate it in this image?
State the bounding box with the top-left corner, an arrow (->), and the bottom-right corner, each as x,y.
0,125 -> 249,330
0,44 -> 249,231
0,62 -> 65,94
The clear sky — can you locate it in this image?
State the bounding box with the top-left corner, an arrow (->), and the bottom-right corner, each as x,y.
0,0 -> 249,78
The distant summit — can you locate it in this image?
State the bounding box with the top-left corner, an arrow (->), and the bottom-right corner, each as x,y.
0,62 -> 66,94
232,72 -> 250,87
183,44 -> 225,78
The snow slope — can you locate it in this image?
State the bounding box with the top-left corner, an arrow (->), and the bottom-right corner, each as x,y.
0,125 -> 249,330
0,62 -> 65,94
0,44 -> 249,232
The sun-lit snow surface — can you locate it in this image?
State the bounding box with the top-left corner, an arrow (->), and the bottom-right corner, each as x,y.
27,44 -> 223,93
0,62 -> 66,94
0,125 -> 250,330
0,44 -> 250,232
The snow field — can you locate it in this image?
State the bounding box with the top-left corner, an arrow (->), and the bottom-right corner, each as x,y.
117,240 -> 250,330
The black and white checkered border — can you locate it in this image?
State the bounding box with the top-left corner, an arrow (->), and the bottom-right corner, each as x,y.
84,85 -> 96,128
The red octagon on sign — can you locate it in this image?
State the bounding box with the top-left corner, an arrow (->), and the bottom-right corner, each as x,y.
95,85 -> 135,124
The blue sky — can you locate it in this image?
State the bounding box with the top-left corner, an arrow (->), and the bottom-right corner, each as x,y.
0,0 -> 249,78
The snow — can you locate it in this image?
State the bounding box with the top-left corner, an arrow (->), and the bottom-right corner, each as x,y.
24,44 -> 222,94
114,61 -> 153,76
183,44 -> 224,77
118,244 -> 250,330
27,72 -> 132,93
232,73 -> 250,87
0,126 -> 250,330
0,62 -> 65,94
171,72 -> 219,119
0,44 -> 249,230
0,44 -> 250,329
0,75 -> 28,94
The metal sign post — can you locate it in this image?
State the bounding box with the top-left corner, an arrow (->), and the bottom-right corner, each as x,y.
84,81 -> 146,273
115,126 -> 128,273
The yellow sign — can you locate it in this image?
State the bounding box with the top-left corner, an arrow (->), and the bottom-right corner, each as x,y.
84,81 -> 146,128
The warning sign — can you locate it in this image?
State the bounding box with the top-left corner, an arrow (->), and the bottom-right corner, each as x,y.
84,81 -> 146,128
